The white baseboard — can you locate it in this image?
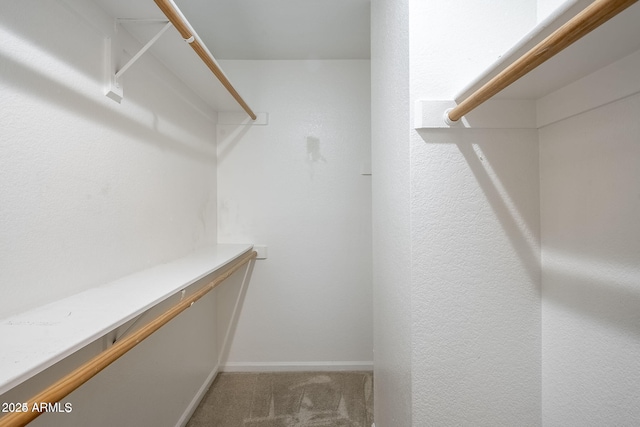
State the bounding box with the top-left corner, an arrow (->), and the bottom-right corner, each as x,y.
221,361 -> 374,372
176,364 -> 219,427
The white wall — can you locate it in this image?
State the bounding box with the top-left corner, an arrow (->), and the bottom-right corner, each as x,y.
411,0 -> 537,100
0,0 -> 218,318
409,1 -> 541,425
0,1 -> 223,425
215,60 -> 373,369
406,1 -> 640,426
371,0 -> 542,424
537,0 -> 570,22
410,128 -> 541,426
370,0 -> 413,425
540,67 -> 640,425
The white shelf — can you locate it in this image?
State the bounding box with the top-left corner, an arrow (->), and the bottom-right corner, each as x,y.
416,1 -> 640,129
455,0 -> 640,101
0,243 -> 253,395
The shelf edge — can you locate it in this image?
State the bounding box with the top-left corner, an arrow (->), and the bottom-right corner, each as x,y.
0,243 -> 253,395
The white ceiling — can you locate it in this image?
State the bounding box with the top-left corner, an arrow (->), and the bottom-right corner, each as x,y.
96,0 -> 371,60
176,0 -> 371,60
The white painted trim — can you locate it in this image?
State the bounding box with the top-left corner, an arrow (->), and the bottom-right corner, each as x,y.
537,48 -> 640,128
221,361 -> 374,372
175,365 -> 219,427
415,99 -> 537,129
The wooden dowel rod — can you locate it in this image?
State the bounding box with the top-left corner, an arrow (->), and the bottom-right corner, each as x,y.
153,0 -> 257,121
0,250 -> 257,427
447,0 -> 638,122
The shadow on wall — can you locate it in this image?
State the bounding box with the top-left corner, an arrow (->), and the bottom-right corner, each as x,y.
415,128 -> 540,286
456,136 -> 539,284
0,2 -> 100,86
0,51 -> 214,163
217,124 -> 253,165
417,129 -> 640,339
543,249 -> 640,340
0,3 -> 217,156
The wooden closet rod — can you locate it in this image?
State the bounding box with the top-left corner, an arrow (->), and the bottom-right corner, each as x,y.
447,0 -> 638,122
0,250 -> 257,427
153,0 -> 257,120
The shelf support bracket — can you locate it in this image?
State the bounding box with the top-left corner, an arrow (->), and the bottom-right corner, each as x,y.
105,20 -> 172,103
115,21 -> 172,79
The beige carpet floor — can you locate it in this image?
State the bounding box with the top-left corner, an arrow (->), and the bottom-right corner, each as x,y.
186,371 -> 373,427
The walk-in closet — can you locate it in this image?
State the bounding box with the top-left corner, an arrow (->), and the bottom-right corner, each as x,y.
1,0 -> 639,425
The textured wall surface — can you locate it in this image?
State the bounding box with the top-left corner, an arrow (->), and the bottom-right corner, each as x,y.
0,0 -> 218,318
410,130 -> 541,426
540,90 -> 640,426
370,0 -> 413,425
410,0 -> 537,100
216,60 -> 373,368
0,1 -> 221,425
409,1 -> 541,425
